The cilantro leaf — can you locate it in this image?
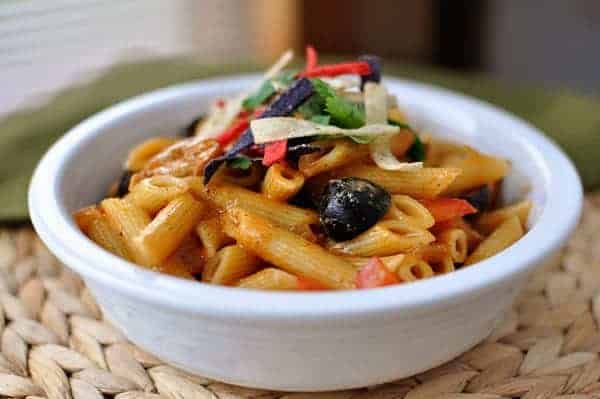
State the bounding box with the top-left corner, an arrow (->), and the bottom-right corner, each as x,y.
243,80 -> 275,110
408,134 -> 426,161
325,96 -> 365,128
227,156 -> 253,170
310,115 -> 330,125
297,96 -> 325,119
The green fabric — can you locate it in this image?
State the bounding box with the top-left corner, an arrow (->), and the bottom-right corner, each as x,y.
1,57 -> 598,222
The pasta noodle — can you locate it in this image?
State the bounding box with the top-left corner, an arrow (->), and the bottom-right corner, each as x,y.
212,163 -> 264,188
396,255 -> 434,282
134,193 -> 206,266
298,139 -> 369,177
334,164 -> 462,198
237,268 -> 300,290
222,207 -> 356,289
125,137 -> 178,172
73,206 -> 131,260
466,216 -> 524,265
261,163 -> 305,201
384,195 -> 435,229
441,148 -> 509,195
329,220 -> 435,257
202,245 -> 260,285
436,228 -> 468,263
126,175 -> 189,214
475,200 -> 532,234
195,216 -> 232,257
100,198 -> 151,263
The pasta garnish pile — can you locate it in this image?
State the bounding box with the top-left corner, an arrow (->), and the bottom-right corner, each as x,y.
74,47 -> 531,290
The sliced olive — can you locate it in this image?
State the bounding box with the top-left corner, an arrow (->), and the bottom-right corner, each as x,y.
318,177 -> 391,242
462,184 -> 491,212
116,170 -> 133,197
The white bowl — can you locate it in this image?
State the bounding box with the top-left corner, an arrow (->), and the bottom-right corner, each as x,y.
29,75 -> 582,391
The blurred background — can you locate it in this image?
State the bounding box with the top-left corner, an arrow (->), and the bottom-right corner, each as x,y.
3,0 -> 600,116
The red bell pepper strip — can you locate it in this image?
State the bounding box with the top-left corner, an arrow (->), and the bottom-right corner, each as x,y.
419,198 -> 478,223
262,140 -> 287,166
296,276 -> 327,290
356,257 -> 399,289
299,61 -> 371,78
305,45 -> 318,71
215,119 -> 249,146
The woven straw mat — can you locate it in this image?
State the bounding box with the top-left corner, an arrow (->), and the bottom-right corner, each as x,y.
0,194 -> 599,399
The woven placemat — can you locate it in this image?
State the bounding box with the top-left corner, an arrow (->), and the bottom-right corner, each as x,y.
0,195 -> 598,399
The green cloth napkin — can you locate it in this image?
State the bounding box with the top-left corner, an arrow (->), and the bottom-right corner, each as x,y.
1,57 -> 598,222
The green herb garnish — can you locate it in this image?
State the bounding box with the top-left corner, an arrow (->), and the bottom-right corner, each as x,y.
227,156 -> 253,170
243,80 -> 276,110
310,78 -> 365,129
310,115 -> 330,125
408,134 -> 426,161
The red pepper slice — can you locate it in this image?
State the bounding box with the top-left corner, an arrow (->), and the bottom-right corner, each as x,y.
215,119 -> 249,146
262,140 -> 287,166
299,61 -> 371,78
305,45 -> 318,71
296,276 -> 327,290
356,257 -> 399,289
419,198 -> 478,223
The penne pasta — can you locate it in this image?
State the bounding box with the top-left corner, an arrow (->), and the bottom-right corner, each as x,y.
237,268 -> 300,291
73,206 -> 131,260
195,216 -> 232,258
100,198 -> 151,262
203,182 -> 318,233
134,193 -> 206,267
222,208 -> 356,289
261,163 -> 305,201
436,228 -> 468,263
475,200 -> 532,235
466,216 -> 524,265
334,164 -> 462,198
396,255 -> 435,282
126,175 -> 189,214
385,194 -> 435,229
202,245 -> 260,285
329,220 -> 435,257
298,139 -> 369,178
125,137 -> 178,172
442,148 -> 509,195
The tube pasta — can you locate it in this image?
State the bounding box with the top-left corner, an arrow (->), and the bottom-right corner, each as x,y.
466,216 -> 524,265
334,164 -> 462,198
73,206 -> 131,260
237,268 -> 300,290
442,148 -> 509,195
195,216 -> 232,257
437,228 -> 468,263
100,198 -> 151,262
125,137 -> 178,172
475,200 -> 532,235
261,163 -> 305,201
126,175 -> 189,214
329,220 -> 435,257
202,245 -> 260,285
396,255 -> 434,282
298,139 -> 369,178
385,195 -> 435,229
134,193 -> 206,266
204,183 -> 318,232
222,208 -> 356,289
